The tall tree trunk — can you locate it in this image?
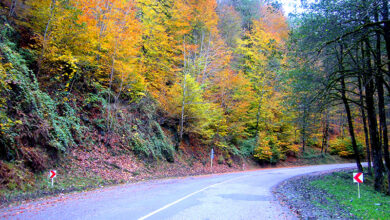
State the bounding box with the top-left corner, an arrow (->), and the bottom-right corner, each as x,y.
375,3 -> 390,194
340,76 -> 363,172
179,41 -> 187,143
106,41 -> 117,130
339,112 -> 345,139
338,44 -> 363,172
38,0 -> 56,74
254,89 -> 264,143
382,0 -> 390,80
301,105 -> 307,152
9,0 -> 17,17
179,73 -> 186,142
321,110 -> 329,156
358,75 -> 372,175
364,39 -> 384,191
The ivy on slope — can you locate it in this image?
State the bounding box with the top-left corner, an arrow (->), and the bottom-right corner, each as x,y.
0,16 -> 82,169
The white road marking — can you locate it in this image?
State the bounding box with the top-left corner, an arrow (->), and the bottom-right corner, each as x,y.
138,175 -> 249,220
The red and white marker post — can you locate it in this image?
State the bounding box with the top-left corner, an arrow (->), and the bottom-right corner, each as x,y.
353,172 -> 363,198
49,170 -> 57,187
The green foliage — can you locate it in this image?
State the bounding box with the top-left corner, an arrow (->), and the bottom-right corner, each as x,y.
130,121 -> 175,162
270,145 -> 281,164
83,83 -> 109,111
301,148 -> 322,159
168,73 -> 226,143
33,91 -> 82,151
237,138 -> 256,157
150,121 -> 175,162
118,99 -> 176,162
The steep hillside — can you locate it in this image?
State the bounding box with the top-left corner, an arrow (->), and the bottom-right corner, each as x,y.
0,9 -> 244,198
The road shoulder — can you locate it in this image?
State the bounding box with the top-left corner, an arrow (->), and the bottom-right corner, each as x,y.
272,168 -> 356,219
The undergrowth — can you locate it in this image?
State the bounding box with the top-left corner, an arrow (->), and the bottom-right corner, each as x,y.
300,148 -> 352,165
0,15 -> 86,194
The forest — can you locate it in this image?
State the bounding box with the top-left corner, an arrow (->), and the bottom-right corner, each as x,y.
0,0 -> 389,195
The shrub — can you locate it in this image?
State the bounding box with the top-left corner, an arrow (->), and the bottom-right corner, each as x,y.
237,138 -> 256,157
329,138 -> 364,158
254,133 -> 281,163
217,155 -> 224,164
285,144 -> 300,156
270,146 -> 281,164
125,100 -> 175,162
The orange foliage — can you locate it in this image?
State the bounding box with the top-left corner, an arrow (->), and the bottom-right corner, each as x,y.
259,4 -> 289,42
11,0 -> 300,161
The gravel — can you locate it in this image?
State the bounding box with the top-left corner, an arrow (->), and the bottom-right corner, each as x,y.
273,169 -> 358,220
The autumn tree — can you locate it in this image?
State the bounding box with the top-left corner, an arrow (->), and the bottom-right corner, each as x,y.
235,4 -> 295,162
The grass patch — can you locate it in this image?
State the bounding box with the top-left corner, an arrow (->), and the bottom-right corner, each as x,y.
310,171 -> 390,219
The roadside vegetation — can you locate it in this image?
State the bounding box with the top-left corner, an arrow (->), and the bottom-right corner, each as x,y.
275,170 -> 390,219
311,171 -> 390,219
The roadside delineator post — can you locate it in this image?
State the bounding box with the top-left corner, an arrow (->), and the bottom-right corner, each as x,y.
353,172 -> 363,198
210,148 -> 214,169
49,170 -> 57,187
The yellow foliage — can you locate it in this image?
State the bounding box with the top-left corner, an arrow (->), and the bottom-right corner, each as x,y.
0,60 -> 10,112
338,151 -> 350,157
285,144 -> 300,155
328,138 -> 358,157
254,145 -> 273,161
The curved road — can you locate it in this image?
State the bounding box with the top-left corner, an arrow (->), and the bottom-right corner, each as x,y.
0,163 -> 360,220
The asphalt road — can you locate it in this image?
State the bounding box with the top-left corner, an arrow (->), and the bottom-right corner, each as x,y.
0,163 -> 360,220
